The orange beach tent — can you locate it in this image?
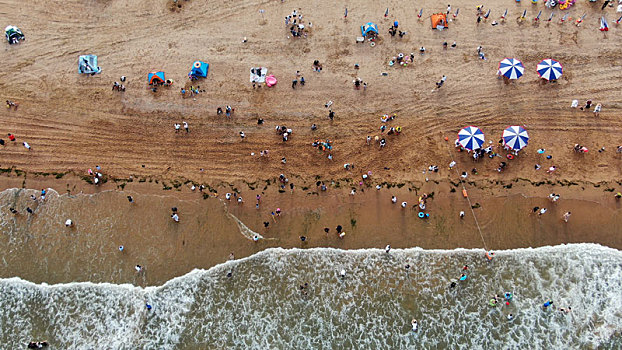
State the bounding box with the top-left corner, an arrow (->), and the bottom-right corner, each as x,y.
431,13 -> 448,30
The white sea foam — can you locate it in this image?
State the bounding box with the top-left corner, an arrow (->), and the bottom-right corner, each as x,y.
1,244 -> 621,349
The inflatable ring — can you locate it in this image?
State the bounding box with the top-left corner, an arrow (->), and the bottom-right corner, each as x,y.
507,154 -> 514,160
370,42 -> 375,47
194,61 -> 202,68
418,212 -> 425,218
560,3 -> 568,9
489,299 -> 498,307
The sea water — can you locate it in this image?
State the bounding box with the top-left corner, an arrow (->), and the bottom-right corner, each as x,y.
1,244 -> 621,349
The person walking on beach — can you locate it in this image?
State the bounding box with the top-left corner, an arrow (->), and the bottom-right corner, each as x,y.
563,212 -> 571,222
602,0 -> 611,10
183,121 -> 189,133
174,123 -> 180,132
385,245 -> 391,253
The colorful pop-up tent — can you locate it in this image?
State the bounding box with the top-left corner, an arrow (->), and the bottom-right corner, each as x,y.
431,13 -> 448,30
78,55 -> 101,74
5,25 -> 24,44
148,71 -> 166,85
189,61 -> 209,79
361,22 -> 378,37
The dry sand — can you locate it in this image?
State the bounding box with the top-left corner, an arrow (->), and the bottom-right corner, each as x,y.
0,0 -> 622,284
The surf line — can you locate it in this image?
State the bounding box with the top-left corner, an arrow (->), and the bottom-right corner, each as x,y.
443,139 -> 489,252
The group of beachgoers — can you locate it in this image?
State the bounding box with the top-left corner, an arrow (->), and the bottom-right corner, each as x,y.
285,8 -> 311,38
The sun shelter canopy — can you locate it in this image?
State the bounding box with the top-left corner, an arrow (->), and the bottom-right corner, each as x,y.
78,55 -> 101,74
431,13 -> 448,30
458,126 -> 485,150
189,61 -> 209,78
499,58 -> 524,80
503,126 -> 529,151
5,25 -> 24,44
536,59 -> 562,81
361,22 -> 378,37
148,71 -> 166,85
250,67 -> 267,83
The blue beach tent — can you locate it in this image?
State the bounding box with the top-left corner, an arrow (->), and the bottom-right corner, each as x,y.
189,61 -> 209,78
78,55 -> 101,75
148,71 -> 166,85
361,22 -> 378,37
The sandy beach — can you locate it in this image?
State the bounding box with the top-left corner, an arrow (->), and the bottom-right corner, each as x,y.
1,0 -> 622,285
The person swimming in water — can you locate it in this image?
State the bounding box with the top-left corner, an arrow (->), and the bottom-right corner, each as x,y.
459,273 -> 467,281
411,319 -> 418,332
543,300 -> 554,309
504,292 -> 513,301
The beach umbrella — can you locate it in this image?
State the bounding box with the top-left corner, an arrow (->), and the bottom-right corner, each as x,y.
458,126 -> 485,150
502,125 -> 529,151
536,59 -> 563,81
498,58 -> 524,80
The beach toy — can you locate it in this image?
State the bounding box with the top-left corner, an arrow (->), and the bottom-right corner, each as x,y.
489,299 -> 498,306
462,189 -> 468,198
485,251 -> 495,261
265,75 -> 277,87
507,154 -> 514,160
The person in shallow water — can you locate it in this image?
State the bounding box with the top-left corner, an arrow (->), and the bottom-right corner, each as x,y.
411,319 -> 418,332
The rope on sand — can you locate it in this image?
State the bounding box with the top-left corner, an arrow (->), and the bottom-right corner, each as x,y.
444,142 -> 489,252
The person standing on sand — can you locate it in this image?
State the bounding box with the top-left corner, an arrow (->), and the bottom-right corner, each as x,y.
127,195 -> 134,203
593,104 -> 602,117
183,121 -> 189,133
174,123 -> 180,132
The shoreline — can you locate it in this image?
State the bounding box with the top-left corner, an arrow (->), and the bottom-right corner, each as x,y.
1,172 -> 620,285
3,242 -> 620,289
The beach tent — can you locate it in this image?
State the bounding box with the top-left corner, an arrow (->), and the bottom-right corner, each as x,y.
148,71 -> 166,85
498,58 -> 524,80
5,25 -> 24,44
458,126 -> 485,150
431,13 -> 448,30
78,55 -> 101,75
502,126 -> 529,151
361,22 -> 378,37
189,61 -> 209,79
250,67 -> 268,83
536,59 -> 562,81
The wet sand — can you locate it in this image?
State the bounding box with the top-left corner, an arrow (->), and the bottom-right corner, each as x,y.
0,172 -> 620,285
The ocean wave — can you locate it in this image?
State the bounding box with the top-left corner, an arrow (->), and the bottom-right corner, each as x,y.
1,243 -> 621,349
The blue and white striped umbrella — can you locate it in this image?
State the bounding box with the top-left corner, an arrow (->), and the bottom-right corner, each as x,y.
458,126 -> 485,150
498,58 -> 524,80
502,125 -> 529,150
536,59 -> 563,81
